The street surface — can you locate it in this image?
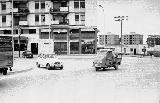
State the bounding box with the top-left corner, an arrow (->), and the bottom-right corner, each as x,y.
0,56 -> 160,103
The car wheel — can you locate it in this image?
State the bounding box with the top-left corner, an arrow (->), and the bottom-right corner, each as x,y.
60,66 -> 63,70
3,69 -> 7,75
102,67 -> 106,71
46,63 -> 51,70
37,64 -> 40,68
114,64 -> 118,70
95,67 -> 100,71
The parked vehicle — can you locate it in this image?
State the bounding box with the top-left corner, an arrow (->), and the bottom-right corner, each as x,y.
93,49 -> 122,71
0,36 -> 13,75
22,51 -> 33,58
36,53 -> 63,70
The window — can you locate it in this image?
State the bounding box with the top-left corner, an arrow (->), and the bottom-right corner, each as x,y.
80,13 -> 85,21
40,32 -> 49,39
74,0 -> 85,8
75,13 -> 79,21
80,1 -> 85,8
2,3 -> 6,10
74,0 -> 79,8
29,29 -> 36,34
130,48 -> 133,52
35,15 -> 39,22
41,15 -> 45,22
41,2 -> 45,9
2,16 -> 6,23
35,2 -> 39,9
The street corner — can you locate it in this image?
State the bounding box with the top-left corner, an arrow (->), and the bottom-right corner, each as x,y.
7,68 -> 34,76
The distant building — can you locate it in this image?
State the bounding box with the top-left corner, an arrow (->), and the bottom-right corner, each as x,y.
122,32 -> 143,45
105,32 -> 120,45
98,32 -> 120,47
146,35 -> 160,47
98,34 -> 105,46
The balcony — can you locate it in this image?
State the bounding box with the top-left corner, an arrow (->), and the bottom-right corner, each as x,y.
13,8 -> 29,16
19,21 -> 28,26
50,7 -> 69,14
51,19 -> 69,25
13,0 -> 28,3
51,0 -> 69,2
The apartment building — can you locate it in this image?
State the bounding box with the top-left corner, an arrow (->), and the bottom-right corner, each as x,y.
147,35 -> 160,47
0,0 -> 98,55
122,32 -> 143,45
98,32 -> 120,47
105,32 -> 120,45
98,34 -> 105,46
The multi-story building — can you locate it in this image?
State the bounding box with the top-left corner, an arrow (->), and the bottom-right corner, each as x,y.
98,32 -> 120,47
98,34 -> 105,46
0,0 -> 98,55
122,32 -> 143,45
105,32 -> 120,45
147,35 -> 160,47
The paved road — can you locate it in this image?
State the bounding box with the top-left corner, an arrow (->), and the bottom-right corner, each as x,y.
0,56 -> 160,103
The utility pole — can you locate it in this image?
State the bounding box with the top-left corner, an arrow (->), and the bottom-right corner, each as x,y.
11,0 -> 14,60
99,5 -> 105,47
18,28 -> 21,57
114,16 -> 128,56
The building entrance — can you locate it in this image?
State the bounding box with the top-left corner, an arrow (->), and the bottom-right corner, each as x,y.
31,43 -> 38,54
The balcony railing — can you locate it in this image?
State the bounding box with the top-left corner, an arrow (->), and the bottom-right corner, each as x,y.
50,7 -> 69,14
19,21 -> 28,26
51,19 -> 69,25
13,8 -> 29,16
51,0 -> 69,2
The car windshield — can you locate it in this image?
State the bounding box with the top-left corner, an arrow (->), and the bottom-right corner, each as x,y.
26,51 -> 32,53
46,54 -> 56,58
96,51 -> 106,58
38,54 -> 57,58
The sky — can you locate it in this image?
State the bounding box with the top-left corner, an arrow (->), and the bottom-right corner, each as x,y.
96,0 -> 160,42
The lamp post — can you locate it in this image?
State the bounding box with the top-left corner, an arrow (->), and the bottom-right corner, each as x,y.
18,27 -> 21,57
98,5 -> 105,47
114,16 -> 128,55
11,0 -> 14,60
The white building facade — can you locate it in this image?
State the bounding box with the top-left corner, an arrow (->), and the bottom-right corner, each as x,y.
0,0 -> 98,56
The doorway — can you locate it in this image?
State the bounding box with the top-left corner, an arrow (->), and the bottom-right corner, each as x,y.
134,48 -> 136,55
31,43 -> 38,54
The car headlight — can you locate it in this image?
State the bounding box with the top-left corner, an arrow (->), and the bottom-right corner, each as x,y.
99,61 -> 102,64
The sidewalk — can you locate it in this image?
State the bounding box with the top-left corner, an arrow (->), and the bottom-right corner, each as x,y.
9,58 -> 36,74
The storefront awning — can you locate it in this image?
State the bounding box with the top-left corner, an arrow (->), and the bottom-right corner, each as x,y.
53,29 -> 67,33
81,28 -> 95,32
41,29 -> 67,33
13,36 -> 28,40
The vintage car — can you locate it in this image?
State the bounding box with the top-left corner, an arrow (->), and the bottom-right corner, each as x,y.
93,49 -> 122,71
22,51 -> 33,58
36,53 -> 63,70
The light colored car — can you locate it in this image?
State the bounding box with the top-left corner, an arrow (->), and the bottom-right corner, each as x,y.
36,53 -> 63,70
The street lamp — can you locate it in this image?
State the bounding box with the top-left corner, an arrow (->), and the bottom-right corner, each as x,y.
114,16 -> 128,55
98,5 -> 105,47
18,27 -> 21,57
11,0 -> 14,59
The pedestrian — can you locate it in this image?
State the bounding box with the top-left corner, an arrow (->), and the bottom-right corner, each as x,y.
150,52 -> 153,58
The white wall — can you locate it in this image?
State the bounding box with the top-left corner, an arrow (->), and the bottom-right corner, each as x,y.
28,14 -> 35,26
28,1 -> 35,13
85,0 -> 97,27
6,15 -> 11,26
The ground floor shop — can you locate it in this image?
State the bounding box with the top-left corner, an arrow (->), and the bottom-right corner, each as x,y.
38,26 -> 97,55
0,26 -> 97,56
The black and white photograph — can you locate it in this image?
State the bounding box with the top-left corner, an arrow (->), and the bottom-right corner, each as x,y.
0,0 -> 160,103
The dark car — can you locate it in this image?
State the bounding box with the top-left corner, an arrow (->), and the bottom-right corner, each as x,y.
22,51 -> 33,58
93,49 -> 122,71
